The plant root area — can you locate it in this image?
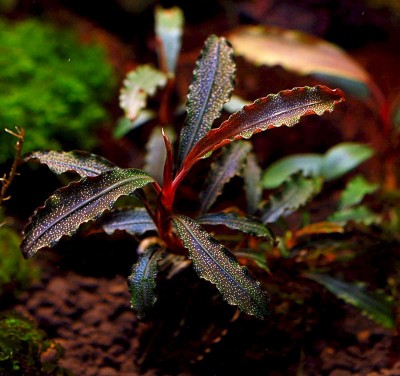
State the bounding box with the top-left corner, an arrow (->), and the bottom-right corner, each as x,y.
9,245 -> 400,376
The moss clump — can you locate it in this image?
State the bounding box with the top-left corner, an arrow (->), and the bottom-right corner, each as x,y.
0,18 -> 117,162
0,312 -> 71,375
0,210 -> 41,298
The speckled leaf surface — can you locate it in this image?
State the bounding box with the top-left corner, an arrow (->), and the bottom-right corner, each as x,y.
101,208 -> 156,236
196,212 -> 273,240
173,215 -> 269,319
24,150 -> 116,177
177,35 -> 235,168
306,273 -> 394,329
21,169 -> 154,258
244,152 -> 262,214
262,174 -> 322,224
128,243 -> 165,320
181,86 -> 344,172
199,141 -> 251,213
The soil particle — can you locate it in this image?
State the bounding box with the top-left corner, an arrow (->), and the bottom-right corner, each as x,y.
15,271 -> 143,376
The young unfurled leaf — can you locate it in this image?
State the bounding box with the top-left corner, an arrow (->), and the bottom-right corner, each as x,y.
145,126 -> 176,185
328,206 -> 381,226
177,35 -> 236,168
24,150 -> 116,178
155,6 -> 184,74
172,215 -> 269,319
119,65 -> 167,121
197,211 -> 273,240
261,154 -> 323,189
320,143 -> 374,181
262,174 -> 322,224
243,152 -> 263,214
261,142 -> 374,189
114,110 -> 157,139
306,273 -> 395,329
228,26 -> 379,103
181,86 -> 344,173
101,208 -> 156,236
21,169 -> 154,258
128,242 -> 165,320
199,141 -> 251,213
338,175 -> 379,210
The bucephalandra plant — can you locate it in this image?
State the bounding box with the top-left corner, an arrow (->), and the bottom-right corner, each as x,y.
20,34 -> 344,320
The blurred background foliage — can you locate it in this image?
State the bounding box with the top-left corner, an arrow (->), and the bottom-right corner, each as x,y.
0,18 -> 117,163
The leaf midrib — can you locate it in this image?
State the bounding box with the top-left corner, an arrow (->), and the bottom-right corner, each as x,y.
30,174 -> 150,245
177,217 -> 253,300
181,40 -> 221,162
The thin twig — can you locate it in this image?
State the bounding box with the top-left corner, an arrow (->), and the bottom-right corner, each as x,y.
0,127 -> 25,206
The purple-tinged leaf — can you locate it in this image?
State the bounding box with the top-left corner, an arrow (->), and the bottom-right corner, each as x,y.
101,208 -> 156,236
25,150 -> 116,177
177,35 -> 236,168
243,152 -> 262,214
21,169 -> 154,258
128,242 -> 165,320
199,141 -> 251,213
173,215 -> 269,319
197,212 -> 273,240
262,174 -> 322,224
181,86 -> 344,173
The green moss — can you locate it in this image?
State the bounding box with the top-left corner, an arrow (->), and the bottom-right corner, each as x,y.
0,18 -> 117,162
0,312 -> 71,375
0,210 -> 41,298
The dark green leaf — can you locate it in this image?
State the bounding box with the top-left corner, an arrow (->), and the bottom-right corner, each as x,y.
128,243 -> 165,320
21,169 -> 154,258
181,86 -> 344,173
101,208 -> 156,236
338,175 -> 378,209
178,35 -> 236,168
24,150 -> 116,177
261,154 -> 322,189
197,212 -> 273,240
262,174 -> 322,223
321,143 -> 374,181
306,273 -> 395,329
243,152 -> 263,214
199,141 -> 251,213
173,215 -> 269,319
155,6 -> 184,74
